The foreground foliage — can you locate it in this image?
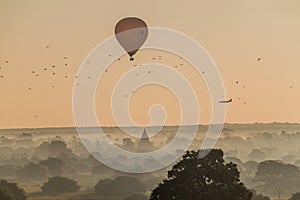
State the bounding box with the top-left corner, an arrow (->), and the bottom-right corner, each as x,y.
150,149 -> 252,200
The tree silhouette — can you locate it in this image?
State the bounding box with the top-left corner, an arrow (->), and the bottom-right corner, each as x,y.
123,138 -> 136,151
48,140 -> 67,157
0,188 -> 16,200
0,179 -> 26,200
39,157 -> 65,176
95,176 -> 146,197
0,165 -> 17,178
255,160 -> 300,199
290,192 -> 300,200
150,149 -> 252,200
16,163 -> 48,181
41,176 -> 80,195
33,141 -> 50,159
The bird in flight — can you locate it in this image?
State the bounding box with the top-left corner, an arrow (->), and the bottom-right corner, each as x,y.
219,98 -> 232,104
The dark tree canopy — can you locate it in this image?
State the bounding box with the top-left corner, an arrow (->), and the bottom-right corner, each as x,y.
16,163 -> 48,181
290,192 -> 300,200
41,176 -> 80,195
0,165 -> 17,178
48,140 -> 67,157
255,160 -> 300,199
39,157 -> 65,176
0,188 -> 16,200
0,179 -> 27,200
123,138 -> 136,151
150,149 -> 252,200
95,176 -> 146,197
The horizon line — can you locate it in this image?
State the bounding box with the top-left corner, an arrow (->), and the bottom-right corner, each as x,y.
0,122 -> 299,131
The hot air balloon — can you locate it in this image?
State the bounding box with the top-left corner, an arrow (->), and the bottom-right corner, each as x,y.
115,17 -> 148,61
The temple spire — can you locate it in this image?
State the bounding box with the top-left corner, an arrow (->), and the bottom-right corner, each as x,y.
141,129 -> 148,139
137,129 -> 154,152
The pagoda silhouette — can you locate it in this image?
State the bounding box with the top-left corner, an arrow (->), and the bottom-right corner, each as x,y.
136,129 -> 154,152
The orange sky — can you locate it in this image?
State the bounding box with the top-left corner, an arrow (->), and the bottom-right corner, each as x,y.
0,0 -> 300,128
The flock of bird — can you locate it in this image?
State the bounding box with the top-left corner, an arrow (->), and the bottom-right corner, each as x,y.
0,46 -> 81,91
0,46 -> 77,118
1,47 -> 293,119
30,56 -> 70,89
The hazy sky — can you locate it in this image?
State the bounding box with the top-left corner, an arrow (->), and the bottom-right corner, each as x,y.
0,0 -> 300,128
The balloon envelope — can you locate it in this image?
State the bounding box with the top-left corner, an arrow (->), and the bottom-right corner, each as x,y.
115,17 -> 148,61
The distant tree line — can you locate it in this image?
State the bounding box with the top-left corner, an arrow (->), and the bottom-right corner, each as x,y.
3,146 -> 300,200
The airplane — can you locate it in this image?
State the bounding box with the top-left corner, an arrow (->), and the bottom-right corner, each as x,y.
219,98 -> 232,103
